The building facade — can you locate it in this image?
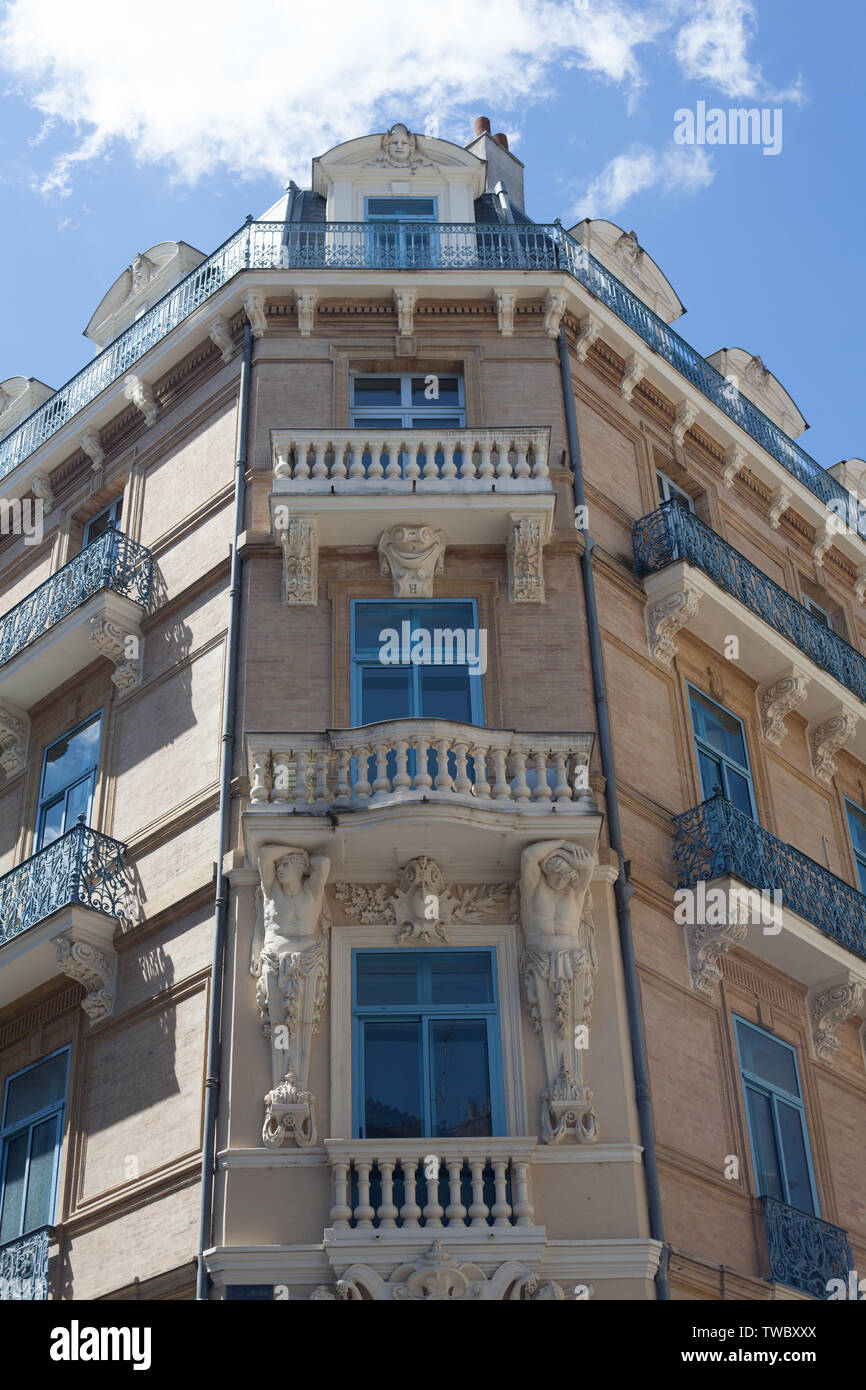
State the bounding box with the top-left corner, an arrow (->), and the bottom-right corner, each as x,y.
0,117 -> 863,1303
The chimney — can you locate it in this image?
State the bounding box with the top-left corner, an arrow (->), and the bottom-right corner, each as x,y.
464,116 -> 525,212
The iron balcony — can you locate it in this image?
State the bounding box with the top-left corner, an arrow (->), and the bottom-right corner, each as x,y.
761,1197 -> 852,1299
0,1226 -> 53,1301
0,822 -> 129,950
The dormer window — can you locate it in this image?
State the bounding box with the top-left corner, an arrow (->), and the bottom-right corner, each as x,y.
365,197 -> 438,264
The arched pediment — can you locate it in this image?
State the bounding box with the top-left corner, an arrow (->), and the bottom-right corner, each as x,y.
0,376 -> 55,441
311,125 -> 486,224
84,240 -> 206,351
568,219 -> 685,325
706,347 -> 808,439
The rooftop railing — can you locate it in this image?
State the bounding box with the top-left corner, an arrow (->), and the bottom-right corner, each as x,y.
1,220 -> 858,543
0,526 -> 152,671
0,1226 -> 52,1300
673,794 -> 866,962
761,1198 -> 852,1300
634,498 -> 866,705
0,822 -> 130,948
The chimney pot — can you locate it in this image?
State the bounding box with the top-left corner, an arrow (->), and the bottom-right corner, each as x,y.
474,116 -> 491,137
494,132 -> 509,150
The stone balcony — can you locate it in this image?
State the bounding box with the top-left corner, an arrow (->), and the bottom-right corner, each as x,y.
268,428 -> 556,605
0,1226 -> 54,1300
634,501 -> 866,780
0,529 -> 152,775
760,1197 -> 852,1300
0,822 -> 133,1015
243,719 -> 598,875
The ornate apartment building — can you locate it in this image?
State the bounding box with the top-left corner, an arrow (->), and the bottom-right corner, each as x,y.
0,116 -> 863,1303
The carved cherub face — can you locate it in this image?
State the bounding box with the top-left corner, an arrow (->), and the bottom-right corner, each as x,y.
385,124 -> 412,162
276,850 -> 309,890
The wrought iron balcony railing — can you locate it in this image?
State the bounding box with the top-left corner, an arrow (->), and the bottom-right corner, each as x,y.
0,526 -> 152,671
0,1226 -> 52,1300
634,499 -> 866,704
1,219 -> 859,544
762,1197 -> 852,1299
0,822 -> 130,948
673,794 -> 866,961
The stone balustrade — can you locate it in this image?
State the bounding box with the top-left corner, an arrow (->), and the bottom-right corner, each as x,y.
272,427 -> 551,490
246,720 -> 593,812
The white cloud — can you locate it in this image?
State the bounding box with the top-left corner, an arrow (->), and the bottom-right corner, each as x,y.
674,0 -> 803,102
574,143 -> 714,218
0,0 -> 663,193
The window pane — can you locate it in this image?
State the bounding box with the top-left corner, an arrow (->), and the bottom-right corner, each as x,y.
725,768 -> 754,818
40,717 -> 101,802
0,1132 -> 28,1242
356,955 -> 419,1006
419,669 -> 473,722
38,798 -> 66,849
411,376 -> 460,407
410,417 -> 462,429
363,1022 -> 422,1138
22,1117 -> 57,1232
352,377 -> 402,405
430,1021 -> 492,1138
777,1101 -> 815,1215
431,954 -> 493,1005
5,1053 -> 68,1126
360,667 -> 412,723
856,859 -> 866,895
846,803 -> 866,856
698,750 -> 723,799
692,694 -> 748,766
65,777 -> 93,830
354,603 -> 401,656
367,198 -> 436,220
738,1023 -> 799,1094
745,1086 -> 783,1199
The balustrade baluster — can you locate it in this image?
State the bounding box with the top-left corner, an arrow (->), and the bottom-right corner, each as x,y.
445,1159 -> 467,1226
331,442 -> 347,480
495,439 -> 513,478
352,745 -> 372,799
413,736 -> 433,791
331,1161 -> 351,1228
384,440 -> 402,479
471,743 -> 491,798
423,1164 -> 444,1227
399,1157 -> 422,1226
453,741 -> 472,793
404,441 -> 420,480
392,739 -> 411,791
271,752 -> 291,803
312,443 -> 328,478
461,441 -> 478,479
421,439 -> 439,480
249,752 -> 270,803
530,440 -> 549,477
334,748 -> 351,800
313,749 -> 333,801
378,1160 -> 398,1228
367,441 -> 384,480
293,749 -> 311,805
510,750 -> 531,803
354,1160 -> 375,1228
531,749 -> 552,800
478,440 -> 494,479
440,440 -> 457,479
490,1159 -> 511,1227
514,436 -> 531,478
491,746 -> 511,800
433,738 -> 453,791
512,1161 -> 533,1226
348,442 -> 365,479
274,445 -> 291,479
294,445 -> 311,480
371,740 -> 391,795
468,1159 -> 488,1226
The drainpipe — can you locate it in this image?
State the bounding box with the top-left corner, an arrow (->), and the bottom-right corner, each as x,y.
196,320 -> 253,1300
557,325 -> 670,1299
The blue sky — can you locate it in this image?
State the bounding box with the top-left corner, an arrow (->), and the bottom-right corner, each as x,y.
0,0 -> 861,471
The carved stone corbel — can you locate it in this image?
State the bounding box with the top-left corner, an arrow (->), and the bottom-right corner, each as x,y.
32,475 -> 54,511
295,292 -> 317,337
89,618 -> 142,695
244,292 -> 267,339
280,518 -> 318,605
393,289 -> 417,337
494,290 -> 515,337
378,524 -> 445,598
80,430 -> 105,470
812,512 -> 844,567
619,353 -> 646,402
123,375 -> 157,428
672,400 -> 697,446
0,703 -> 30,779
856,564 -> 866,605
685,916 -> 748,997
542,289 -> 567,339
645,584 -> 701,666
54,932 -> 117,1020
507,515 -> 546,604
208,315 -> 234,362
756,669 -> 809,747
722,446 -> 745,489
574,315 -> 600,363
807,973 -> 866,1064
807,707 -> 858,784
768,486 -> 790,530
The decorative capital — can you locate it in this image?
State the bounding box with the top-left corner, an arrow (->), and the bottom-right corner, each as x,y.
295,291 -> 317,337
280,518 -> 318,605
507,515 -> 546,604
244,292 -> 267,339
208,315 -> 234,362
574,314 -> 600,363
768,486 -> 791,530
808,973 -> 866,1064
620,353 -> 647,402
808,707 -> 858,784
89,618 -> 142,696
393,289 -> 417,337
756,669 -> 809,747
0,702 -> 30,780
645,584 -> 701,666
80,429 -> 105,470
378,524 -> 445,598
542,288 -> 567,338
54,933 -> 117,1020
672,400 -> 697,446
494,289 -> 515,337
123,374 -> 157,428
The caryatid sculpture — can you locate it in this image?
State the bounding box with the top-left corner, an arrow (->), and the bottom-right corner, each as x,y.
251,845 -> 331,1147
519,840 -> 598,1143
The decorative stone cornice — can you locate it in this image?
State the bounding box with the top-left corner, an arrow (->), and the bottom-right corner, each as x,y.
295,292 -> 317,337
574,314 -> 600,364
53,932 -> 117,1020
494,290 -> 515,337
208,315 -> 234,363
89,617 -> 142,695
807,706 -> 858,784
123,375 -> 157,428
645,584 -> 701,666
722,445 -> 746,489
807,973 -> 866,1064
542,289 -> 567,339
768,486 -> 791,530
280,518 -> 318,606
756,669 -> 809,747
80,429 -> 105,470
507,514 -> 546,604
244,292 -> 267,339
672,400 -> 697,446
393,289 -> 417,338
619,353 -> 647,403
0,702 -> 30,779
378,524 -> 445,598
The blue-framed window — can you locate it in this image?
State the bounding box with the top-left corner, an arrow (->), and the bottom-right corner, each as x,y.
351,600 -> 483,727
36,713 -> 102,851
352,949 -> 505,1139
349,373 -> 465,430
734,1017 -> 818,1216
844,799 -> 866,894
0,1048 -> 69,1243
364,197 -> 438,266
83,498 -> 122,548
687,686 -> 757,819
